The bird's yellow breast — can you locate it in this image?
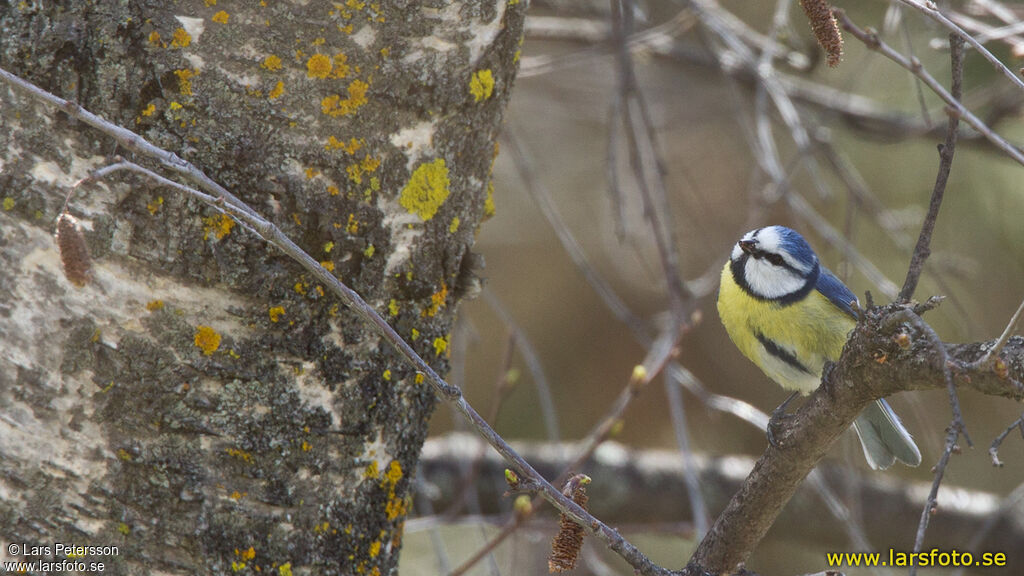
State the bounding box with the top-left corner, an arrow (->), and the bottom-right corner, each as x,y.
717,262 -> 855,393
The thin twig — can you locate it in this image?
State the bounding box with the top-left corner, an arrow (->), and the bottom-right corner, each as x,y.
988,413 -> 1024,467
884,307 -> 972,576
664,369 -> 710,538
895,0 -> 1024,93
482,291 -> 561,442
503,129 -> 648,339
610,0 -> 691,323
449,329 -> 679,576
899,34 -> 963,302
0,67 -> 674,576
837,10 -> 1024,168
975,297 -> 1024,368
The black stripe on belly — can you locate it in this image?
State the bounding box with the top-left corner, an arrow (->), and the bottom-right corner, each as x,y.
754,331 -> 813,375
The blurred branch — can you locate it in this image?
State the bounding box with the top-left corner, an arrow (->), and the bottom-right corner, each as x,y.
417,434 -> 1024,550
520,15 -> 1024,154
482,291 -> 562,442
449,324 -> 681,576
838,10 -> 1024,168
894,0 -> 1024,93
610,0 -> 692,322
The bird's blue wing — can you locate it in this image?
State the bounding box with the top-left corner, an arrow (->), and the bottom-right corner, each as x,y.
816,267 -> 858,319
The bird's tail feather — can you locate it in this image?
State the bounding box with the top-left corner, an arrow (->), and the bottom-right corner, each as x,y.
852,399 -> 922,470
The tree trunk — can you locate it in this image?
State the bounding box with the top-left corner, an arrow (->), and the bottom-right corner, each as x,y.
0,2 -> 523,574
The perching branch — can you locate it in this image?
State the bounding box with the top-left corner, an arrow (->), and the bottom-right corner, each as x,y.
681,300 -> 1024,575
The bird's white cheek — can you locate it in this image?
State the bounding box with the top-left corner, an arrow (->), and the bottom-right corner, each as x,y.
744,259 -> 806,299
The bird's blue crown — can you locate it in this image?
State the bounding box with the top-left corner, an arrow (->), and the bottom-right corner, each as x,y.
770,226 -> 818,269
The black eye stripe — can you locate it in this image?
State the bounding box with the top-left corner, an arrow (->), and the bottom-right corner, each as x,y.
751,249 -> 800,273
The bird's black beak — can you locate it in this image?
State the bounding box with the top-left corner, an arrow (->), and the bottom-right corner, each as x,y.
739,240 -> 756,254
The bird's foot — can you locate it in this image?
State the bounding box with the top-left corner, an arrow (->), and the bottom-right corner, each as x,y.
767,391 -> 800,449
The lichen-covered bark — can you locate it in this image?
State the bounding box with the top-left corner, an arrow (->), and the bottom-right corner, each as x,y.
0,1 -> 524,574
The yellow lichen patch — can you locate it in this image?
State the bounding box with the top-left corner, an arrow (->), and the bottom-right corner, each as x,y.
385,496 -> 407,521
346,214 -> 359,235
141,103 -> 156,117
194,325 -> 221,356
301,440 -> 312,452
448,217 -> 460,233
382,369 -> 391,381
204,0 -> 216,5
147,195 -> 163,214
410,328 -> 419,341
212,10 -> 229,24
226,447 -> 253,463
368,540 -> 381,558
328,136 -> 363,154
384,460 -> 402,485
320,260 -> 335,272
332,53 -> 351,79
363,244 -> 375,258
148,30 -> 162,46
414,373 -> 424,384
294,281 -> 307,295
422,283 -> 447,317
2,197 -> 13,211
146,300 -> 164,312
117,448 -> 133,461
268,306 -> 286,322
203,213 -> 235,240
170,27 -> 192,48
268,81 -> 285,99
236,547 -> 255,561
469,69 -> 494,102
432,335 -> 449,356
324,241 -> 335,253
338,138 -> 362,155
483,181 -> 496,219
262,54 -> 283,71
304,167 -> 318,180
307,53 -> 332,78
320,79 -> 369,117
174,68 -> 197,95
328,185 -> 340,196
388,299 -> 399,316
361,155 -> 380,172
279,563 -> 293,576
400,158 -> 450,221
363,461 -> 379,479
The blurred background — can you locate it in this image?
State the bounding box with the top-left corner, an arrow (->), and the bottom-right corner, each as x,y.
407,1 -> 1024,574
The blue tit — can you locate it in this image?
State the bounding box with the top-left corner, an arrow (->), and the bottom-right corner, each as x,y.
717,225 -> 921,470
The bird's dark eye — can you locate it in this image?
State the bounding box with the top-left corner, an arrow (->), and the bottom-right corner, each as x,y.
765,253 -> 784,266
